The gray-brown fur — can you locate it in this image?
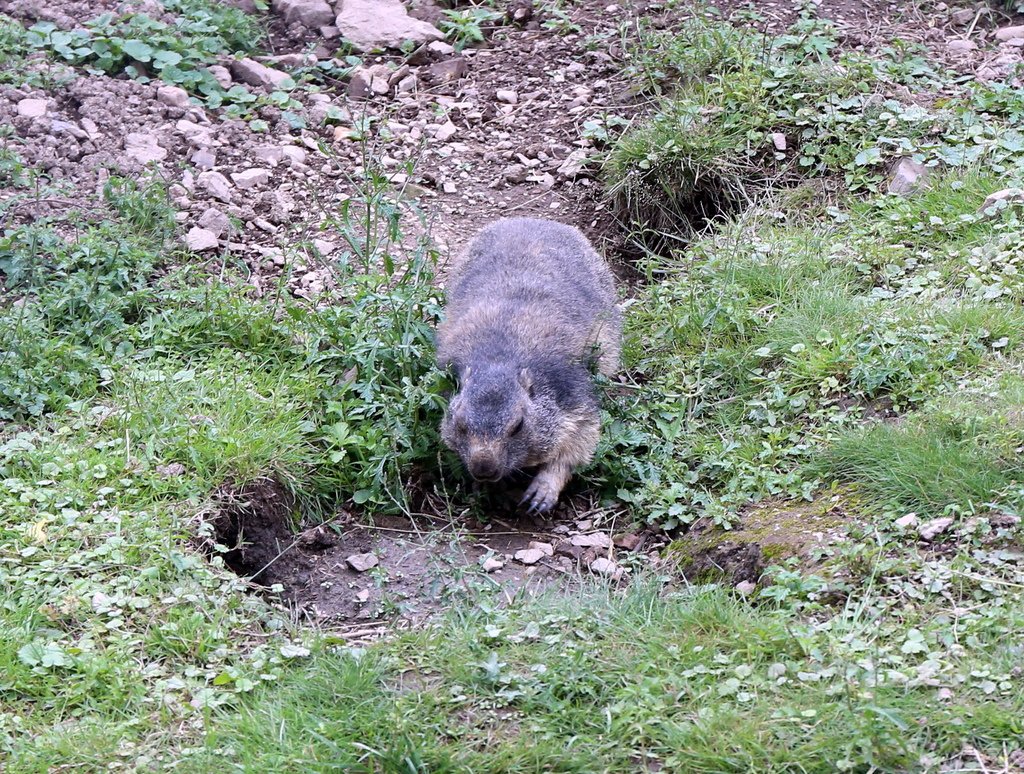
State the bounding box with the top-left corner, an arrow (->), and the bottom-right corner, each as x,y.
436,217 -> 621,512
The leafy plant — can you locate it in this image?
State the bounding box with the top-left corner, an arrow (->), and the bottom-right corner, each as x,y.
439,7 -> 503,51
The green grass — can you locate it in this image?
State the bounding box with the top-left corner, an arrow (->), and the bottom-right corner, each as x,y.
2,3 -> 1024,771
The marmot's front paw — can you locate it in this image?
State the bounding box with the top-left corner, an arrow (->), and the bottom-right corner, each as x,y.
520,470 -> 565,513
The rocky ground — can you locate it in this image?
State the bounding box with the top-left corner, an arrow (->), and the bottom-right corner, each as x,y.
4,0 -> 1024,623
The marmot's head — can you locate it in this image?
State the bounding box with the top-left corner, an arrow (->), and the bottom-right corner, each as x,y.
440,363 -> 539,481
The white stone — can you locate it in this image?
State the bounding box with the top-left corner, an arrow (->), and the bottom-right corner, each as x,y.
888,157 -> 930,195
919,517 -> 955,541
185,226 -> 218,252
995,24 -> 1024,41
770,132 -> 788,151
589,557 -> 619,577
557,149 -> 589,178
570,532 -> 612,549
273,0 -> 335,27
528,541 -> 554,557
481,556 -> 504,572
335,0 -> 443,51
156,85 -> 190,109
197,171 -> 233,202
496,89 -> 518,104
207,65 -> 232,89
979,187 -> 1024,215
198,207 -> 231,237
191,148 -> 217,169
434,120 -> 458,141
124,132 -> 167,164
17,98 -> 48,118
514,548 -> 545,565
346,552 -> 378,572
945,39 -> 977,54
231,58 -> 294,91
231,168 -> 270,189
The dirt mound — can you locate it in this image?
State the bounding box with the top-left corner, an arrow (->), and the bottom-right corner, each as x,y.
207,479 -> 659,628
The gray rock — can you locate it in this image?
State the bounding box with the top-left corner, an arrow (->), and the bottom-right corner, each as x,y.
557,149 -> 589,179
895,513 -> 919,530
425,57 -> 467,84
979,187 -> 1024,215
207,65 -> 233,89
282,146 -> 307,166
273,0 -> 335,27
945,39 -> 977,54
528,541 -> 554,557
157,85 -> 190,108
191,148 -> 217,169
16,98 -> 48,118
185,226 -> 219,252
481,556 -> 504,572
197,171 -> 234,202
433,120 -> 458,141
589,557 -> 619,577
496,88 -> 518,105
346,552 -> 379,572
231,168 -> 270,189
254,145 -> 286,166
887,157 -> 930,195
570,532 -> 612,549
124,132 -> 167,164
198,207 -> 232,237
770,132 -> 788,151
514,548 -> 545,565
995,24 -> 1024,42
335,0 -> 443,52
919,517 -> 954,541
231,58 -> 294,91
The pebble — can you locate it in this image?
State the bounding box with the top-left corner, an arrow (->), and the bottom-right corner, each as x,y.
945,39 -> 977,54
124,132 -> 167,164
894,513 -> 920,530
514,548 -> 545,565
918,517 -> 955,541
346,552 -> 379,572
770,132 -> 788,151
528,541 -> 554,556
191,148 -> 217,170
231,168 -> 270,189
570,532 -> 612,549
198,207 -> 231,237
185,226 -> 219,252
995,24 -> 1024,42
434,120 -> 458,141
197,171 -> 234,202
496,89 -> 519,105
887,157 -> 930,195
481,556 -> 504,572
17,98 -> 48,118
589,557 -> 619,577
157,85 -> 191,109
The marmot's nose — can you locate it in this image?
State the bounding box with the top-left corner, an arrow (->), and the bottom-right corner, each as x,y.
469,458 -> 501,482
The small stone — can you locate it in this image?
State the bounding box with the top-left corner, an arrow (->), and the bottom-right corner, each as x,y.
532,172 -> 556,189
396,74 -> 418,93
197,171 -> 233,202
355,588 -> 370,602
554,540 -> 585,561
433,120 -> 458,141
16,98 -> 48,118
481,556 -> 504,572
945,39 -> 977,54
528,541 -> 554,557
191,148 -> 216,170
321,24 -> 340,38
514,548 -> 545,565
231,58 -> 294,91
198,207 -> 231,237
231,168 -> 270,189
254,146 -> 286,167
346,552 -> 379,572
155,462 -> 186,478
347,67 -> 374,98
979,187 -> 1024,215
502,163 -> 528,184
589,557 -> 619,577
918,516 -> 955,541
157,85 -> 191,109
895,513 -> 920,530
442,181 -> 457,194
371,74 -> 390,95
995,24 -> 1024,42
335,0 -> 444,51
185,226 -> 219,252
313,238 -> 336,255
735,580 -> 756,595
570,532 -> 612,549
887,157 -> 930,195
273,0 -> 335,27
556,149 -> 589,178
208,65 -> 232,89
124,132 -> 167,164
613,533 -> 642,551
425,57 -> 467,84
770,132 -> 788,151
282,146 -> 307,166
496,89 -> 518,105
950,8 -> 976,24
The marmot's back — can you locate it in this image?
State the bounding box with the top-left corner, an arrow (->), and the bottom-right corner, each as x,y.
439,218 -> 620,372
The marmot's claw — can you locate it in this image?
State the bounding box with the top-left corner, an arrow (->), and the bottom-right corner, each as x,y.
521,477 -> 558,513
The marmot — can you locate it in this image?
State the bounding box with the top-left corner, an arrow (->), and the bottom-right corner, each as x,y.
436,217 -> 621,512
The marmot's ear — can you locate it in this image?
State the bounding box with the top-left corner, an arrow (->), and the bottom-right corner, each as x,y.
518,367 -> 535,398
448,361 -> 470,383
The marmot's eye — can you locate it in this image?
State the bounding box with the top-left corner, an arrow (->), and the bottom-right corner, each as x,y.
509,418 -> 524,436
